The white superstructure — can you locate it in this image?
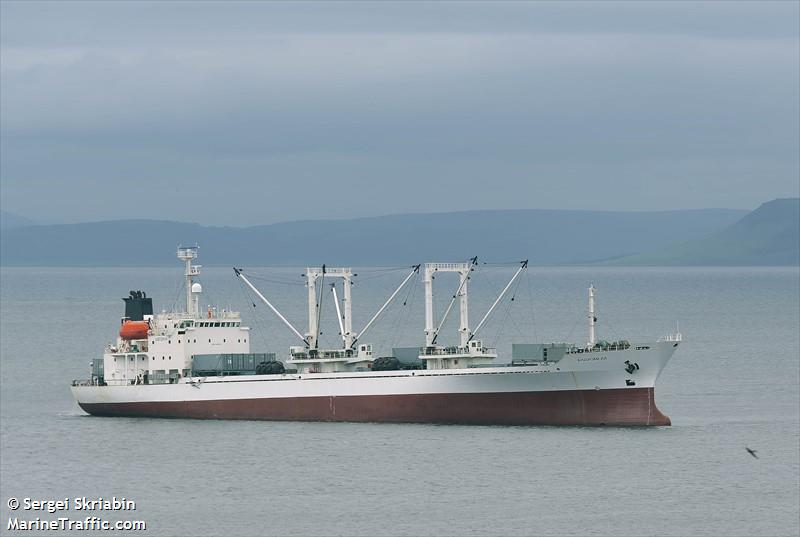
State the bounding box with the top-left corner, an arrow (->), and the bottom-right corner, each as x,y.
101,247 -> 250,386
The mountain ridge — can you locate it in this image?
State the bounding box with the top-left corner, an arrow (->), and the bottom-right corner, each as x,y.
610,198 -> 799,266
0,210 -> 36,229
0,207 -> 754,266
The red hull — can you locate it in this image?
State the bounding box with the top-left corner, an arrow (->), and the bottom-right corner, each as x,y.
78,388 -> 671,426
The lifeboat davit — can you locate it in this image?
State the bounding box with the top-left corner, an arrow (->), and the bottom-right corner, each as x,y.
119,320 -> 149,340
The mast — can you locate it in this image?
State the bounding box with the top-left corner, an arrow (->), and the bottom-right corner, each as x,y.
469,260 -> 527,341
304,265 -> 327,349
588,284 -> 597,347
423,260 -> 474,347
306,266 -> 353,349
177,246 -> 200,316
233,267 -> 309,346
431,256 -> 478,346
424,268 -> 434,346
342,271 -> 353,348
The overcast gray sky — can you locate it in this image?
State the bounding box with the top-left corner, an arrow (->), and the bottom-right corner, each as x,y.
1,1 -> 798,226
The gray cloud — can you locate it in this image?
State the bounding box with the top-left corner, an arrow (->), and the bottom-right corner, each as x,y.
1,1 -> 798,225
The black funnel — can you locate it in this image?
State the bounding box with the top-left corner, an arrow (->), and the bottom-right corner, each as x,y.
123,290 -> 153,321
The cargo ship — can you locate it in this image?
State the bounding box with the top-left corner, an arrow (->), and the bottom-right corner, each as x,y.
71,247 -> 681,426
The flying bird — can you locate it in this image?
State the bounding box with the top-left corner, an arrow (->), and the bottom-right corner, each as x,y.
745,447 -> 758,459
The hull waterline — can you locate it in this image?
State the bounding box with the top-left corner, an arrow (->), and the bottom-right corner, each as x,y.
76,387 -> 670,426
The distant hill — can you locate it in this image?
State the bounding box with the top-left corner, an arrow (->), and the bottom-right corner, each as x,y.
612,198 -> 799,266
0,210 -> 35,230
0,208 -> 748,266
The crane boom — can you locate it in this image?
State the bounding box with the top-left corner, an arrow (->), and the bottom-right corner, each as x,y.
233,267 -> 309,346
331,284 -> 346,346
351,265 -> 420,349
469,260 -> 528,341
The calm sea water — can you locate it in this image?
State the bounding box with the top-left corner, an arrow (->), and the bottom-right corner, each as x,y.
1,266 -> 798,536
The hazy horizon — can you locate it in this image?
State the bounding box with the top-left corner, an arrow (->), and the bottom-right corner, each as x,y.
2,1 -> 798,226
1,204 -> 758,228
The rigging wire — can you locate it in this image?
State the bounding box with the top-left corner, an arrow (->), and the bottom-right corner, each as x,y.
503,273 -> 526,336
400,274 -> 420,344
200,283 -> 223,315
314,267 -> 325,348
171,283 -> 186,314
358,266 -> 411,273
389,271 -> 420,349
563,318 -> 581,343
490,271 -> 525,348
599,314 -> 622,342
244,273 -> 306,286
491,290 -> 516,349
352,266 -> 410,282
524,270 -> 537,342
481,260 -> 528,266
235,274 -> 272,345
166,263 -> 187,313
401,271 -> 419,307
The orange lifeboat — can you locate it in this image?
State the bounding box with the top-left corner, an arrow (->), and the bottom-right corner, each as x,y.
119,320 -> 149,340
